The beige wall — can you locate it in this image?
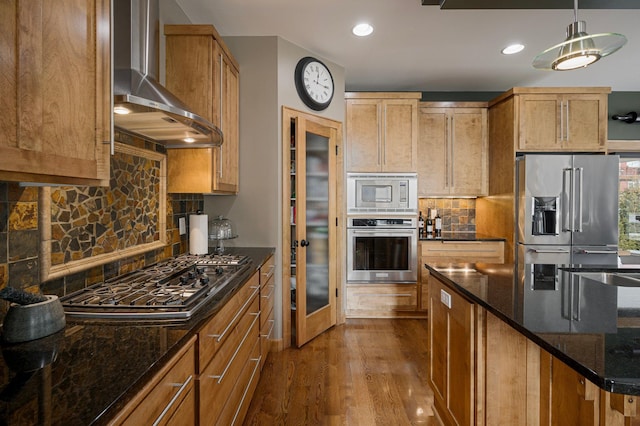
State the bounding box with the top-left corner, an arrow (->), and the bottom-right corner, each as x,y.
204,36 -> 346,341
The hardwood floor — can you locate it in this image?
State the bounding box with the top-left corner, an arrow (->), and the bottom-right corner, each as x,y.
243,319 -> 438,425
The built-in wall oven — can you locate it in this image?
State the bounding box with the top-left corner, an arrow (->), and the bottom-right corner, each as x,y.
347,217 -> 418,283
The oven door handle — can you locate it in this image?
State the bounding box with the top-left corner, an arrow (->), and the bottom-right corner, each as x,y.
349,230 -> 416,236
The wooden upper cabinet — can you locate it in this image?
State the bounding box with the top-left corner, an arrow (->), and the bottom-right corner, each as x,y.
0,0 -> 111,185
165,25 -> 240,194
491,87 -> 610,153
345,93 -> 419,172
418,103 -> 488,196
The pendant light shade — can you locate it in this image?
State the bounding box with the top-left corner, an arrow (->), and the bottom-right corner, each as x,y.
532,1 -> 627,71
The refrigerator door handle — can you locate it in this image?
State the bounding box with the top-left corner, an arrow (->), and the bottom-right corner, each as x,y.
577,250 -> 616,254
575,167 -> 583,233
561,270 -> 571,320
562,168 -> 573,232
530,248 -> 571,254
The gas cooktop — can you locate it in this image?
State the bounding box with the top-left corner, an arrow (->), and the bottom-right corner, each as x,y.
61,253 -> 252,320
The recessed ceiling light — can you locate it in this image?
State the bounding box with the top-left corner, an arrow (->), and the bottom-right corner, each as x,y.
352,23 -> 373,37
502,44 -> 525,55
183,137 -> 196,143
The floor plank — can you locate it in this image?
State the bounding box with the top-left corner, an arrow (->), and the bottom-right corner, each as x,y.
243,318 -> 438,425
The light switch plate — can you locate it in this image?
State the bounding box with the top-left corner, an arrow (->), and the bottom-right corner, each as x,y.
440,289 -> 452,309
179,217 -> 186,235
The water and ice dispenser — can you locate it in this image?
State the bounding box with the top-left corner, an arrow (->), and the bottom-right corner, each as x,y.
532,197 -> 558,235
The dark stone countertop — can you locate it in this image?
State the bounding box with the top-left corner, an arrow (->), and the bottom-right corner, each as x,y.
0,247 -> 274,426
425,261 -> 640,396
419,232 -> 505,242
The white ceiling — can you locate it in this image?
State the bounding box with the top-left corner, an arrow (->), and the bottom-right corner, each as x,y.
175,0 -> 640,93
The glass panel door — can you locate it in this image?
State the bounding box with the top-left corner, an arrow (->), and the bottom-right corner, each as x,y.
304,131 -> 330,314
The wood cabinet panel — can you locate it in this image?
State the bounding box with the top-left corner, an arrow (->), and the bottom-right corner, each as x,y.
198,296 -> 260,424
216,338 -> 261,426
0,0 -> 111,185
165,25 -> 239,194
420,240 -> 505,264
259,255 -> 275,369
110,337 -> 197,426
427,275 -> 475,426
417,104 -> 487,196
509,88 -> 609,152
540,351 -> 600,426
198,272 -> 260,369
345,93 -> 419,172
345,284 -> 418,318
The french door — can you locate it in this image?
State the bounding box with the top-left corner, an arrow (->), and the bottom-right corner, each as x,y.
283,107 -> 343,347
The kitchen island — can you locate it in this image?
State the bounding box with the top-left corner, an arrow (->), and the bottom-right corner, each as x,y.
0,247 -> 274,425
426,261 -> 640,426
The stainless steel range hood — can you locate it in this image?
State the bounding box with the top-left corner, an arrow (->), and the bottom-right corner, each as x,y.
113,0 -> 222,148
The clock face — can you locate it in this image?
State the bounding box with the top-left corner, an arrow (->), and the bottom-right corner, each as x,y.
295,57 -> 334,111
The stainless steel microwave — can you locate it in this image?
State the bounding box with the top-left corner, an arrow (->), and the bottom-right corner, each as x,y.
347,173 -> 417,215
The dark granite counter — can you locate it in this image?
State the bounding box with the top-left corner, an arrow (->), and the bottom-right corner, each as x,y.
425,261 -> 640,396
0,247 -> 274,426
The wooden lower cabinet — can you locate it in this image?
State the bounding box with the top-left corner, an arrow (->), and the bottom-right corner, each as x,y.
428,278 -> 640,426
107,258 -> 277,425
109,336 -> 197,426
346,284 -> 422,318
421,240 -> 505,264
419,240 -> 504,313
259,255 -> 276,370
198,272 -> 260,425
428,275 -> 475,426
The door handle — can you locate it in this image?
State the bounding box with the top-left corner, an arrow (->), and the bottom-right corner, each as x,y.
300,239 -> 310,247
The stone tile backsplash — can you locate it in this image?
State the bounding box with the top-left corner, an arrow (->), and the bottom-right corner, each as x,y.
0,133 -> 204,315
419,198 -> 476,234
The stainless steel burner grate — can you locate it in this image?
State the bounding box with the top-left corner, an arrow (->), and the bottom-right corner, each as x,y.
61,253 -> 251,319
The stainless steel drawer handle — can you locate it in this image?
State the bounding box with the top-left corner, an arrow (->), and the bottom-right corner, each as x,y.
263,265 -> 275,280
152,375 -> 193,426
208,312 -> 260,384
230,355 -> 262,426
365,293 -> 412,297
261,288 -> 275,299
261,319 -> 275,338
208,286 -> 259,342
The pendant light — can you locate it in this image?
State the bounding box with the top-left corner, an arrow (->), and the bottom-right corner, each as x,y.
532,0 -> 627,71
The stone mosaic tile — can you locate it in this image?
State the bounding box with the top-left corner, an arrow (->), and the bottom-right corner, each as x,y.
0,233 -> 6,264
8,201 -> 37,231
8,230 -> 38,262
8,259 -> 38,290
419,198 -> 477,233
49,150 -> 161,265
8,185 -> 37,202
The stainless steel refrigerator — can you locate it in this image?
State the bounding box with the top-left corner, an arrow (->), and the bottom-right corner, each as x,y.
515,154 -> 620,333
516,154 -> 620,265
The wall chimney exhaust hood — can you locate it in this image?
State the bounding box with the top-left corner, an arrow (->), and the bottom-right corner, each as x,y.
113,0 -> 222,148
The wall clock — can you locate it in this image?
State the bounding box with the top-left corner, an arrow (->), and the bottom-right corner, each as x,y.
294,57 -> 334,111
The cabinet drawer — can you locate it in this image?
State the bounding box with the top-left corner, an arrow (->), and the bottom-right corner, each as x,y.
260,254 -> 275,286
198,296 -> 260,423
260,312 -> 275,370
346,284 -> 418,317
112,336 -> 196,426
260,277 -> 275,329
217,337 -> 262,426
199,272 -> 260,368
421,241 -> 504,263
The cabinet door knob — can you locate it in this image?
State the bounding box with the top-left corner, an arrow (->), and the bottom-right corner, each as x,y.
300,239 -> 310,247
